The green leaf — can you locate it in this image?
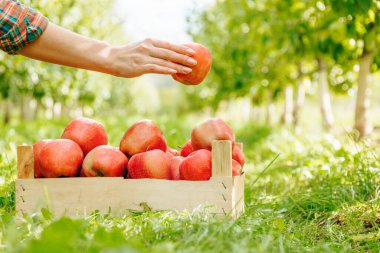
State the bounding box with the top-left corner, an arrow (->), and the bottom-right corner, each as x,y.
40,208 -> 53,221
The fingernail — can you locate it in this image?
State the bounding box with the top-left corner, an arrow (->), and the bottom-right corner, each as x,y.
187,58 -> 197,65
170,69 -> 177,74
183,67 -> 192,73
186,48 -> 196,55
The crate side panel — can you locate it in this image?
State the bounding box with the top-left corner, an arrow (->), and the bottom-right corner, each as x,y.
16,178 -> 124,216
115,178 -> 233,214
16,178 -> 234,216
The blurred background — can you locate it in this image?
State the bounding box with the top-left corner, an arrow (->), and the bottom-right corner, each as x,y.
0,0 -> 380,139
1,2 -> 380,251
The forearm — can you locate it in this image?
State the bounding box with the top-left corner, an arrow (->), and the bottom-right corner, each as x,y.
19,23 -> 113,75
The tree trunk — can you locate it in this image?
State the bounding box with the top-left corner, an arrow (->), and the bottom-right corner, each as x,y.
318,58 -> 334,131
354,51 -> 374,139
33,100 -> 40,120
20,95 -> 25,120
20,95 -> 33,120
265,92 -> 275,125
281,84 -> 293,125
51,101 -> 56,119
266,103 -> 275,125
61,103 -> 70,118
293,76 -> 305,130
3,100 -> 11,124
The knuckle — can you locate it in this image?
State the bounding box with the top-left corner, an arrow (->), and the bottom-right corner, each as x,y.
147,65 -> 156,72
167,52 -> 178,61
173,64 -> 182,71
184,56 -> 191,63
162,41 -> 171,48
139,43 -> 150,51
144,38 -> 154,44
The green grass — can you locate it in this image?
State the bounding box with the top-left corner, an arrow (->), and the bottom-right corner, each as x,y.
1,116 -> 380,252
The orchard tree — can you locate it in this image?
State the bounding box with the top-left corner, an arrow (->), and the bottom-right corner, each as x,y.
328,0 -> 380,138
0,0 -> 126,122
188,0 -> 286,121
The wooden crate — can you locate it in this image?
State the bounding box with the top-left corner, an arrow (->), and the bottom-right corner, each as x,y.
16,140 -> 244,217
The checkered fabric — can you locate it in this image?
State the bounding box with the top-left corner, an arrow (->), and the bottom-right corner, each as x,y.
0,0 -> 48,54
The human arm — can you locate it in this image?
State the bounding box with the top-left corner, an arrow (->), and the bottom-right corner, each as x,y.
19,23 -> 197,77
1,0 -> 197,77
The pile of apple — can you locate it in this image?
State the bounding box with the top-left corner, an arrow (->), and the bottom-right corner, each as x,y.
33,117 -> 244,180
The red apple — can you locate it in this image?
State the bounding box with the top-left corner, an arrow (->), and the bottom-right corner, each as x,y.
33,139 -> 52,178
169,156 -> 184,180
39,139 -> 83,178
61,117 -> 108,156
232,145 -> 245,167
232,159 -> 243,176
119,120 -> 167,157
128,149 -> 171,179
191,118 -> 235,150
172,43 -> 212,85
180,140 -> 193,157
180,149 -> 212,181
81,145 -> 128,177
167,147 -> 180,157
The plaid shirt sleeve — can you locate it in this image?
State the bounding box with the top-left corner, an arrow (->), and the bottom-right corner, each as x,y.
0,0 -> 48,54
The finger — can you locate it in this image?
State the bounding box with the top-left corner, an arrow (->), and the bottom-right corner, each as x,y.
149,47 -> 197,67
148,57 -> 192,74
143,64 -> 178,75
151,39 -> 196,56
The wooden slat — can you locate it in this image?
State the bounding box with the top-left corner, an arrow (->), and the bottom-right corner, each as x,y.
16,177 -> 236,216
231,174 -> 245,218
211,140 -> 232,178
17,145 -> 34,179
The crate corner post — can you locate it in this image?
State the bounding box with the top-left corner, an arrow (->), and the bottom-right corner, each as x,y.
211,140 -> 232,178
17,145 -> 34,179
232,142 -> 245,218
211,140 -> 245,218
16,145 -> 34,216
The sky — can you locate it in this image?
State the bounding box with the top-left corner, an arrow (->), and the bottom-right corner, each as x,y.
114,0 -> 215,43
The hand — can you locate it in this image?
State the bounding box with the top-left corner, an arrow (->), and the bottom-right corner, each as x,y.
106,38 -> 198,78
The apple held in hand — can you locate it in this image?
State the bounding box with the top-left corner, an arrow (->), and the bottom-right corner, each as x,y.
81,145 -> 128,177
61,117 -> 108,156
191,118 -> 235,150
180,140 -> 193,157
180,149 -> 212,181
172,43 -> 212,85
39,139 -> 83,178
33,139 -> 52,178
120,120 -> 167,157
169,156 -> 184,180
128,149 -> 171,179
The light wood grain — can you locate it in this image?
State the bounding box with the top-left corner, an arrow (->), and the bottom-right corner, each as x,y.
16,177 -> 239,216
17,145 -> 34,179
211,140 -> 232,178
231,174 -> 245,218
